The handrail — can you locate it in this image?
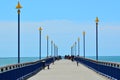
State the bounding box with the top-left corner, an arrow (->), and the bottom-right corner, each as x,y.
75,57 -> 120,68
74,57 -> 120,80
0,57 -> 55,80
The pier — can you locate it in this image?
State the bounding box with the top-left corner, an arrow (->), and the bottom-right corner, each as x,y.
1,57 -> 120,80
0,1 -> 120,80
28,59 -> 108,80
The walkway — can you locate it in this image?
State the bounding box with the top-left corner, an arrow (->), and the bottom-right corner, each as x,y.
28,60 -> 109,80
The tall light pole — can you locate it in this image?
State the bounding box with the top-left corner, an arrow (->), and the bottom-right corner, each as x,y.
53,43 -> 56,63
16,2 -> 22,63
56,45 -> 58,57
47,35 -> 49,58
75,42 -> 77,56
73,44 -> 75,56
51,40 -> 53,57
95,17 -> 99,61
71,45 -> 73,56
57,46 -> 58,56
83,31 -> 85,58
54,43 -> 56,57
78,37 -> 80,56
39,27 -> 42,60
71,46 -> 72,56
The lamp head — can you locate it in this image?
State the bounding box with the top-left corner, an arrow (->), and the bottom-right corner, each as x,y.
83,31 -> 85,35
16,1 -> 22,9
95,17 -> 99,23
78,37 -> 80,41
39,27 -> 42,31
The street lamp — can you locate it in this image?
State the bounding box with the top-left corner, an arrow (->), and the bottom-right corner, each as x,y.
57,46 -> 58,57
54,43 -> 56,57
47,35 -> 49,58
39,27 -> 42,60
71,45 -> 73,56
56,45 -> 58,57
53,43 -> 56,64
83,31 -> 85,58
78,37 -> 80,56
72,44 -> 75,56
51,40 -> 53,57
95,17 -> 99,61
16,1 -> 22,63
71,46 -> 72,56
75,42 -> 77,56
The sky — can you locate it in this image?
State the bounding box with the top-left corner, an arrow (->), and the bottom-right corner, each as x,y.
0,0 -> 120,57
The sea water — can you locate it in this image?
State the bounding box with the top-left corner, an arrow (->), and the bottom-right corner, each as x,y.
0,56 -> 120,67
87,56 -> 120,63
0,57 -> 39,67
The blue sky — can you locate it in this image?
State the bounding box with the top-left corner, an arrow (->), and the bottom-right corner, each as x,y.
0,0 -> 120,57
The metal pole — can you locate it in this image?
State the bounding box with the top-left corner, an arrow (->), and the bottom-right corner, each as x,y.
72,46 -> 73,56
96,23 -> 98,61
57,47 -> 58,56
46,36 -> 49,69
47,36 -> 49,58
73,44 -> 75,56
83,31 -> 85,58
78,38 -> 80,56
56,46 -> 57,57
75,42 -> 77,56
95,17 -> 99,61
55,46 -> 57,57
53,43 -> 55,63
16,1 -> 22,63
39,30 -> 41,59
39,27 -> 42,60
54,44 -> 55,57
51,41 -> 53,57
18,9 -> 20,63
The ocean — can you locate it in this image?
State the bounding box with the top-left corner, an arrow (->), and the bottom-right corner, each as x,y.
0,56 -> 120,67
0,57 -> 39,67
87,56 -> 120,63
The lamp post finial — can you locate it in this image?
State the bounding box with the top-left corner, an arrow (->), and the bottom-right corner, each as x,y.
95,17 -> 99,23
39,27 -> 42,31
16,1 -> 22,9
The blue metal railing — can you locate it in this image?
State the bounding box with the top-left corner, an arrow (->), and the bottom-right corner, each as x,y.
74,57 -> 120,80
0,57 -> 55,80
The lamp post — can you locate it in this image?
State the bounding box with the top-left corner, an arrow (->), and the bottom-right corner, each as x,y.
16,2 -> 22,63
83,31 -> 85,58
54,43 -> 56,57
53,43 -> 56,64
39,27 -> 42,60
57,46 -> 58,56
71,45 -> 73,56
51,40 -> 53,57
56,45 -> 58,57
72,45 -> 74,56
71,46 -> 72,56
72,44 -> 75,56
75,42 -> 77,56
78,37 -> 80,56
95,17 -> 99,61
47,35 -> 49,58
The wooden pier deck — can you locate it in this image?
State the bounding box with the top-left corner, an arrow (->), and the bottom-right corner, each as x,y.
28,60 -> 109,80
